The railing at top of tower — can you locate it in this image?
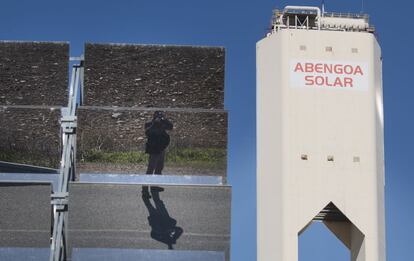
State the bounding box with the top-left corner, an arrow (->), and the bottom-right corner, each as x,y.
269,6 -> 373,34
279,6 -> 321,30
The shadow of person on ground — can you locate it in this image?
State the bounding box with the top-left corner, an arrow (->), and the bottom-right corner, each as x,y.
142,186 -> 183,249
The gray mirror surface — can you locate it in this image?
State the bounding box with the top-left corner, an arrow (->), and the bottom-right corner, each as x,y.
84,43 -> 224,109
0,41 -> 69,106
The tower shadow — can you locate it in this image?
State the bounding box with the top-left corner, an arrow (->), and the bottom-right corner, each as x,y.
141,186 -> 183,249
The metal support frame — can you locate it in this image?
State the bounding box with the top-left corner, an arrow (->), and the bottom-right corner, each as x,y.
49,59 -> 84,261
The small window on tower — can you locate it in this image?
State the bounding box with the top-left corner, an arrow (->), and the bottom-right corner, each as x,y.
300,45 -> 306,51
353,156 -> 360,162
301,154 -> 308,160
352,48 -> 358,53
327,155 -> 334,162
325,46 -> 333,52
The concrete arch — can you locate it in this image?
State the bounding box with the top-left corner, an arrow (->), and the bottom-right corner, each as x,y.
299,201 -> 366,261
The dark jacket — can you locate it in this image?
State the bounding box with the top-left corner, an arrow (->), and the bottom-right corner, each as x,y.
145,118 -> 173,154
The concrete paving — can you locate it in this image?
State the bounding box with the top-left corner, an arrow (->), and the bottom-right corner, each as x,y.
0,183 -> 52,247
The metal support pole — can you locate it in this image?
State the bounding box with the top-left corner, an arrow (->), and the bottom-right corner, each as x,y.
49,60 -> 83,261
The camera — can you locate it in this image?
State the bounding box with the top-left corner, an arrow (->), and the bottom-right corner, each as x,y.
154,111 -> 165,120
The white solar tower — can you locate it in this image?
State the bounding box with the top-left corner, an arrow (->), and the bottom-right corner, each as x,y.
257,6 -> 385,261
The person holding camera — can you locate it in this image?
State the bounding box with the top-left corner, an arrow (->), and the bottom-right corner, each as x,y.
144,111 -> 173,175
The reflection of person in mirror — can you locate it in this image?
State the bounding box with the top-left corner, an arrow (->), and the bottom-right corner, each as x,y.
144,111 -> 173,175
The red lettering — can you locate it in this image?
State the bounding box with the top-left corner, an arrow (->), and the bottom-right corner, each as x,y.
295,62 -> 362,89
334,77 -> 343,87
305,75 -> 314,85
354,66 -> 363,76
305,63 -> 314,73
295,62 -> 363,75
326,76 -> 333,87
334,64 -> 343,74
294,63 -> 304,72
315,76 -> 324,85
344,77 -> 353,87
324,64 -> 332,74
315,63 -> 323,73
344,65 -> 353,74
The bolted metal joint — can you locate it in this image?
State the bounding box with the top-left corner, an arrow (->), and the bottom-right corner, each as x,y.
51,192 -> 69,211
61,115 -> 77,134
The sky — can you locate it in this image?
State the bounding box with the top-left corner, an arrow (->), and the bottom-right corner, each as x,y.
1,0 -> 413,260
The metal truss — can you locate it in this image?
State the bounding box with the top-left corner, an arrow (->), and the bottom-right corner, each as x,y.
49,57 -> 84,261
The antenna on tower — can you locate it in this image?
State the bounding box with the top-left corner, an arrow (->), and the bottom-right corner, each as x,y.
361,0 -> 365,13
